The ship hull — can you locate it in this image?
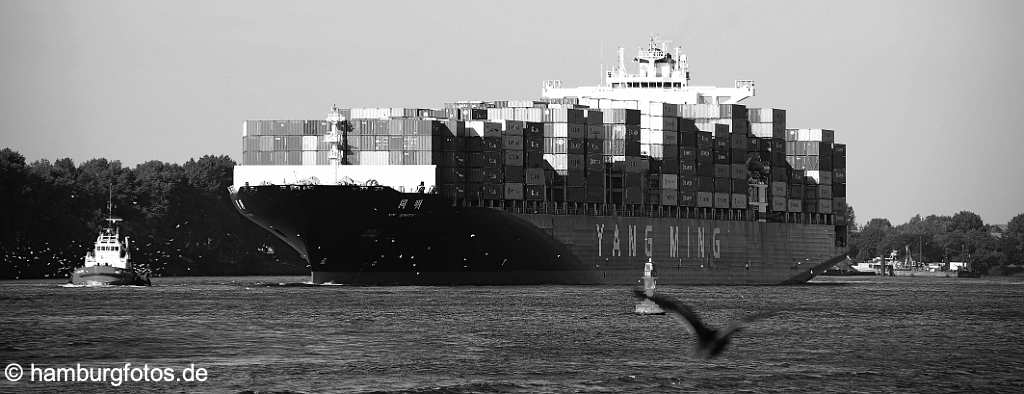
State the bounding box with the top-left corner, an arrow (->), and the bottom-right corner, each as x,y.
231,185 -> 844,285
71,266 -> 150,286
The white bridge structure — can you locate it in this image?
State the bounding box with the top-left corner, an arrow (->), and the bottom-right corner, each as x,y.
542,37 -> 755,107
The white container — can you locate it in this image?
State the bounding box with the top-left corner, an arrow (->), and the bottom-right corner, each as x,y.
302,151 -> 317,165
302,136 -> 318,151
358,151 -> 389,165
797,129 -> 835,142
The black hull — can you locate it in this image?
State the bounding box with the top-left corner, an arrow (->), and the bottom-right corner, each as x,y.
231,185 -> 844,285
71,266 -> 150,286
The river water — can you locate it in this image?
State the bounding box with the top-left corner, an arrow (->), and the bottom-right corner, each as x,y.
1,276 -> 1022,393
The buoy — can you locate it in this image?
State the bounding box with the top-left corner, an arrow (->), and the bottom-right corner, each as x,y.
634,258 -> 665,315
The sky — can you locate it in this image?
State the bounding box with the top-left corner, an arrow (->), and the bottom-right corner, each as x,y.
1,0 -> 1022,225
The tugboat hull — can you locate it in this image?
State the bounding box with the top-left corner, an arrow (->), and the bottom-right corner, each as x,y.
71,266 -> 150,286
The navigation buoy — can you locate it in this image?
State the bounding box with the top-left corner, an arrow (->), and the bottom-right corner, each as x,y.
634,258 -> 665,315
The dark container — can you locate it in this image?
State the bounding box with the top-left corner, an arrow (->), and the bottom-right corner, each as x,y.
464,137 -> 483,152
832,183 -> 846,198
678,175 -> 696,191
469,152 -> 486,168
713,178 -> 732,193
504,166 -> 524,183
484,151 -> 502,167
713,137 -> 729,152
696,132 -> 713,148
482,167 -> 503,184
833,154 -> 846,168
525,151 -> 544,168
833,168 -> 846,183
714,151 -> 730,164
524,184 -> 545,201
482,137 -> 502,152
679,190 -> 696,207
679,131 -> 697,147
730,149 -> 746,164
503,150 -> 524,166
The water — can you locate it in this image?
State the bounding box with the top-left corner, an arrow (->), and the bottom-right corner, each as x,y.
2,276 -> 1023,393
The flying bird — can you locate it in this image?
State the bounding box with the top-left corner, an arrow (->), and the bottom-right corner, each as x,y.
632,289 -> 774,359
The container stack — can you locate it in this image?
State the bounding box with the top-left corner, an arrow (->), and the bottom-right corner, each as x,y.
583,109 -> 605,203
540,108 -> 587,202
694,129 -> 715,207
642,103 -> 681,205
598,108 -> 643,205
832,143 -> 848,245
242,120 -> 334,165
677,104 -> 750,209
747,108 -> 786,139
242,103 -> 842,222
785,129 -> 835,214
766,137 -> 789,213
433,120 -> 467,201
523,121 -> 546,201
464,119 -> 502,200
676,119 -> 701,207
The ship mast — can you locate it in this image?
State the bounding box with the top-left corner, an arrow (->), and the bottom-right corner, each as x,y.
105,184 -> 121,229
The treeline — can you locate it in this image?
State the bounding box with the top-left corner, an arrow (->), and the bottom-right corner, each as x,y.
0,148 -> 304,279
847,208 -> 1024,274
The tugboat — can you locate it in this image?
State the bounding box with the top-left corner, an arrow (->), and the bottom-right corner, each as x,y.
70,190 -> 150,286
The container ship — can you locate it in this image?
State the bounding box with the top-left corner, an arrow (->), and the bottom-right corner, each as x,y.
229,38 -> 849,285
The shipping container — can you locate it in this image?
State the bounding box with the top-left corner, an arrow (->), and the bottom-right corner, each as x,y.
713,192 -> 731,208
713,164 -> 730,178
464,121 -> 502,138
696,191 -> 713,207
731,193 -> 747,209
770,181 -> 787,197
770,196 -> 787,212
730,163 -> 747,180
603,109 -> 641,124
832,183 -> 846,198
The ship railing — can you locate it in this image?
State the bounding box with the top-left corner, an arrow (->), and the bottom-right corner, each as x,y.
461,198 -> 834,224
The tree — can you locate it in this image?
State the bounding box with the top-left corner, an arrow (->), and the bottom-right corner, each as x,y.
852,218 -> 894,260
950,211 -> 984,233
1000,213 -> 1024,266
0,148 -> 303,279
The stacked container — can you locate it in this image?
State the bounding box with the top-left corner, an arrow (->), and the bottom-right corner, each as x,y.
832,143 -> 848,246
677,119 -> 700,207
540,108 -> 586,202
785,129 -> 835,214
243,103 -> 841,221
600,109 -> 643,205
747,108 -> 786,139
242,120 -> 335,165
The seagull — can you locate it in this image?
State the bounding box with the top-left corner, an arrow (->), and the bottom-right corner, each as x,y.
632,289 -> 774,359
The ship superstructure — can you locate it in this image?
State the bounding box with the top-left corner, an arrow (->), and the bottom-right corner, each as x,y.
542,37 -> 755,105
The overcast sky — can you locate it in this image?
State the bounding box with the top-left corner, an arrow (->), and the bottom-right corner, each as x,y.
1,0 -> 1021,225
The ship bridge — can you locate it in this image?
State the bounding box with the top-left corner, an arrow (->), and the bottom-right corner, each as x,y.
542,37 -> 755,106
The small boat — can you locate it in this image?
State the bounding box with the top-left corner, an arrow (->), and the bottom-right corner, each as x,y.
70,190 -> 150,286
634,259 -> 665,315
